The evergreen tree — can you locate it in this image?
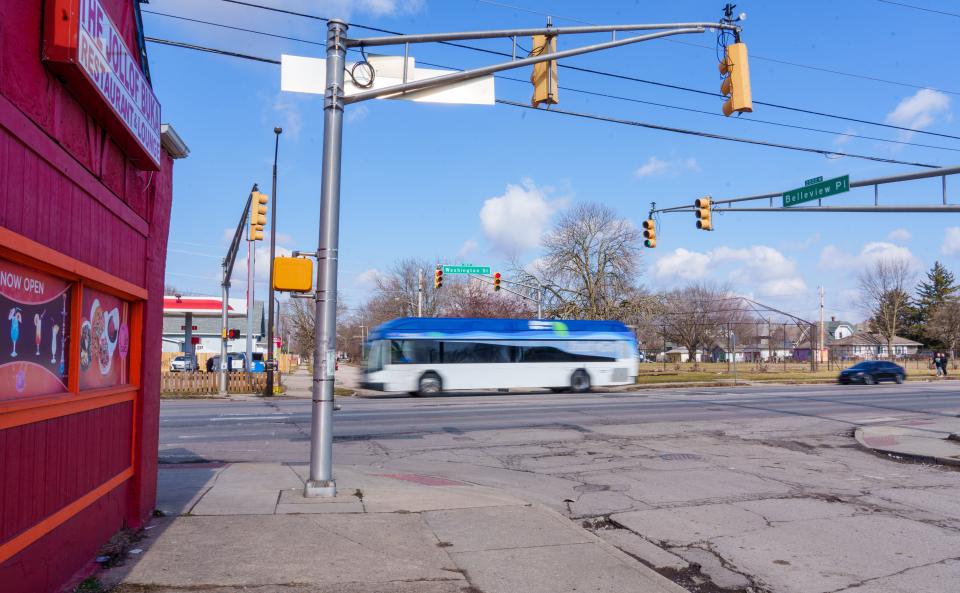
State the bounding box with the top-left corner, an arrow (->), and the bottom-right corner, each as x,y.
915,261 -> 957,348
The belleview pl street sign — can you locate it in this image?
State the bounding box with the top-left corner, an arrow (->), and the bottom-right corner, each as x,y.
442,265 -> 490,275
783,175 -> 849,207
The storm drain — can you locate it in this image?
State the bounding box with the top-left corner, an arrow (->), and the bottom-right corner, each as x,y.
659,453 -> 703,461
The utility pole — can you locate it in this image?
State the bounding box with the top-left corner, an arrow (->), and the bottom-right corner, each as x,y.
819,286 -> 825,370
266,127 -> 283,396
417,268 -> 423,317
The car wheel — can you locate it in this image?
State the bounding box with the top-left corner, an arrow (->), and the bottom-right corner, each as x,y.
863,374 -> 876,385
894,374 -> 904,384
417,372 -> 442,397
570,370 -> 591,393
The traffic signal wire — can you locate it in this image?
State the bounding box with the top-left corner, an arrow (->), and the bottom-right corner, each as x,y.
495,99 -> 939,168
874,0 -> 960,18
142,11 -> 960,154
142,36 -> 941,169
211,0 -> 960,141
469,0 -> 960,96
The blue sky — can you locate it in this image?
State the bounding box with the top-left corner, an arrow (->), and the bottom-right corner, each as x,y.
146,0 -> 960,323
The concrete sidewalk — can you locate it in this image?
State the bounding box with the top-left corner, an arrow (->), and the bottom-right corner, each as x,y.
100,462 -> 688,593
855,416 -> 960,466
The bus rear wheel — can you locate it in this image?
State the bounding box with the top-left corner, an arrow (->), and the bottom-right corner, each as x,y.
570,370 -> 591,393
417,372 -> 443,396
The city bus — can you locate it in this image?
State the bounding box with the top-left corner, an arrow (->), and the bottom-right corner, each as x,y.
361,317 -> 638,395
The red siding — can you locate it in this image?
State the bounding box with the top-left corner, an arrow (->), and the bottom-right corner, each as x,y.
0,1 -> 173,591
0,403 -> 133,543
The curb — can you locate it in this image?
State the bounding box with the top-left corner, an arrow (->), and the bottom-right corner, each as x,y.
853,426 -> 960,468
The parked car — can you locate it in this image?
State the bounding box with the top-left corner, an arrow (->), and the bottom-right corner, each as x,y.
170,355 -> 198,372
838,360 -> 905,385
206,353 -> 246,372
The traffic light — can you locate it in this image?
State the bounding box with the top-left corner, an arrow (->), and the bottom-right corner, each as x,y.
493,272 -> 502,291
719,42 -> 752,116
227,329 -> 240,339
530,34 -> 558,107
642,219 -> 657,248
695,197 -> 713,231
434,266 -> 443,289
249,191 -> 269,241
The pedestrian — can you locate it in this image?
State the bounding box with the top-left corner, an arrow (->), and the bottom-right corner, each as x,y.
934,352 -> 943,377
942,352 -> 949,377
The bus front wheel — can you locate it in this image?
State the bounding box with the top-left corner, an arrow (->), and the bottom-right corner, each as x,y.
417,372 -> 443,396
570,370 -> 591,393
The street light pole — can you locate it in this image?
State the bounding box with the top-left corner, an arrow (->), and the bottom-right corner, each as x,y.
305,19 -> 347,498
265,127 -> 283,396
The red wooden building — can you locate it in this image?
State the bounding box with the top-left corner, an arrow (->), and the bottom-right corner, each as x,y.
0,1 -> 186,591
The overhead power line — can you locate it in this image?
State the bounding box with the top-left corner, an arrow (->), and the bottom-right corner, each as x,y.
874,0 -> 960,18
143,37 -> 942,169
213,0 -> 960,142
143,10 -> 960,153
470,0 -> 960,96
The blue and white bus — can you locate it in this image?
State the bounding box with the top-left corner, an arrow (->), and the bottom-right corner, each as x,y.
361,317 -> 638,395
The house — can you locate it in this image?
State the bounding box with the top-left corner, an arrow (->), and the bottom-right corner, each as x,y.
831,332 -> 923,359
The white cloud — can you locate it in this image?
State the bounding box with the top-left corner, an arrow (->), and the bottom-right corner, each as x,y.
887,228 -> 911,243
456,239 -> 479,259
237,244 -> 293,283
819,241 -> 918,270
653,248 -> 711,280
779,233 -> 821,250
886,89 -> 951,138
941,227 -> 960,255
355,268 -> 381,289
634,156 -> 700,178
346,104 -> 369,124
712,246 -> 798,282
653,245 -> 806,298
833,128 -> 857,147
479,180 -> 563,254
758,277 -> 807,297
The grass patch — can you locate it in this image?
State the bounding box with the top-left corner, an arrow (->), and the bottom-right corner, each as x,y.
334,387 -> 356,396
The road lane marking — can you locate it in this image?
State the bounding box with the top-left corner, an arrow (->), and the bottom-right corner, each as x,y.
210,416 -> 292,421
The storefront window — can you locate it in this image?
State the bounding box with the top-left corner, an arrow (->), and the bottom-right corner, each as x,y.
79,287 -> 131,389
0,257 -> 72,399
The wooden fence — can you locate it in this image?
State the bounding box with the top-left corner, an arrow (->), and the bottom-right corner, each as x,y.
161,371 -> 281,395
161,352 -> 296,373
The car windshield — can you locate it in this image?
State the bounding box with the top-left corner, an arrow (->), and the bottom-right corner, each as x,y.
174,356 -> 184,362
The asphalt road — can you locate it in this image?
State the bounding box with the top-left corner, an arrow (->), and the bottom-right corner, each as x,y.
159,381 -> 960,463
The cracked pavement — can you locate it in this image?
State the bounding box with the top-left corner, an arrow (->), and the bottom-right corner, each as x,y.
161,382 -> 960,592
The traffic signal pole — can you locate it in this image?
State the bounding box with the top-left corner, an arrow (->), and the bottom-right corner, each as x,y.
305,19 -> 347,498
303,16 -> 743,497
220,185 -> 258,395
265,127 -> 282,396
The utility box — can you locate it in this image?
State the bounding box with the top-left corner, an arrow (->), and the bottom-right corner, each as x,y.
274,257 -> 314,292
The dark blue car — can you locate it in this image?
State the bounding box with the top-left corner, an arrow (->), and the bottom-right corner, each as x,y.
838,360 -> 905,385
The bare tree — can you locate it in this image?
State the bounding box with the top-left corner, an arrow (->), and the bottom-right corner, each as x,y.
443,278 -> 535,318
927,299 -> 960,360
514,203 -> 642,319
859,258 -> 913,358
284,294 -> 348,359
373,257 -> 446,318
656,284 -> 747,365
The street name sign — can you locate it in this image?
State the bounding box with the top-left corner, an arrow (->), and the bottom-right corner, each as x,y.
783,175 -> 849,207
442,265 -> 490,275
804,176 -> 823,186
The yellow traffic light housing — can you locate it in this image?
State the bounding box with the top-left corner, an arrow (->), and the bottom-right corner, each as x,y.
642,219 -> 657,248
530,34 -> 558,107
249,191 -> 269,241
695,197 -> 712,231
719,42 -> 752,117
493,272 -> 502,291
273,257 -> 313,292
434,266 -> 443,289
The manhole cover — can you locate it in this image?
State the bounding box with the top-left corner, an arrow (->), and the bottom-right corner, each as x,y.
659,453 -> 702,461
